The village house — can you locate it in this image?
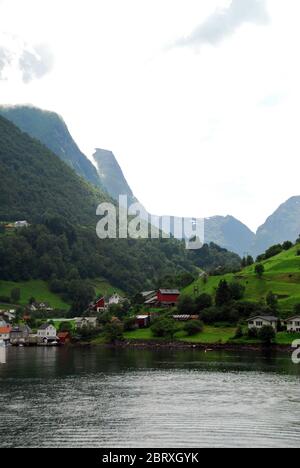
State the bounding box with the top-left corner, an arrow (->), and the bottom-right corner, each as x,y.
136,315 -> 150,329
10,325 -> 32,345
14,220 -> 29,229
0,323 -> 12,342
75,317 -> 98,330
247,316 -> 278,331
144,289 -> 181,307
286,316 -> 300,333
108,293 -> 124,306
37,324 -> 58,343
90,297 -> 106,313
58,332 -> 71,344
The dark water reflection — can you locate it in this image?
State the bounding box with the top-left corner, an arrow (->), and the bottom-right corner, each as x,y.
0,347 -> 300,448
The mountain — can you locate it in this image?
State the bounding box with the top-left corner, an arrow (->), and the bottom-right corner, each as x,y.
0,106 -> 103,189
253,196 -> 300,256
0,114 -> 107,225
93,148 -> 138,206
0,114 -> 198,295
204,216 -> 255,257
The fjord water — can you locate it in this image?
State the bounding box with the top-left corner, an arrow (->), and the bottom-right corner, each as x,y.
1,347 -> 300,448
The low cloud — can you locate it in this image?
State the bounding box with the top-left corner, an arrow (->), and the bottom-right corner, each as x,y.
0,47 -> 11,79
19,45 -> 54,83
0,35 -> 54,83
174,0 -> 269,48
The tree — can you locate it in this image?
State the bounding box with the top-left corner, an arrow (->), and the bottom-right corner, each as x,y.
255,264 -> 265,278
215,280 -> 232,307
234,326 -> 244,339
183,320 -> 204,336
264,244 -> 283,260
294,304 -> 300,315
104,321 -> 124,343
229,282 -> 245,301
282,241 -> 293,251
248,327 -> 258,339
124,317 -> 137,332
266,291 -> 278,313
11,287 -> 21,303
258,325 -> 275,345
177,296 -> 196,315
246,256 -> 254,266
195,293 -> 212,312
151,318 -> 177,339
59,321 -> 73,333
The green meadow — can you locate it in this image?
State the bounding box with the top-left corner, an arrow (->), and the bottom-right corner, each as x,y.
183,245 -> 300,313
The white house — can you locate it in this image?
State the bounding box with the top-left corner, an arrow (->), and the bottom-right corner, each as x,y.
14,221 -> 29,229
75,317 -> 98,329
286,316 -> 300,333
37,324 -> 57,342
108,293 -> 124,306
247,316 -> 278,331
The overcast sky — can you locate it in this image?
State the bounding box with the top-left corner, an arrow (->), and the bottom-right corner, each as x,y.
0,0 -> 299,232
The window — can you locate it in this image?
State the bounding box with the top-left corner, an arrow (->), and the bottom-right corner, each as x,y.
255,321 -> 263,327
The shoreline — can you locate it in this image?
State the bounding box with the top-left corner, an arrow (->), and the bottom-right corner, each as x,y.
90,339 -> 293,353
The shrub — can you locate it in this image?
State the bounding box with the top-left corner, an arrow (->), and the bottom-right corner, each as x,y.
151,318 -> 177,339
195,293 -> 212,311
258,325 -> 276,345
282,241 -> 293,251
124,317 -> 137,332
104,321 -> 124,343
11,288 -> 21,303
234,326 -> 244,339
255,264 -> 265,278
248,327 -> 258,339
229,282 -> 246,301
183,320 -> 204,336
177,296 -> 196,315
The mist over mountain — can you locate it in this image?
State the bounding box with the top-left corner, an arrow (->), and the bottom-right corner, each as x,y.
0,106 -> 103,189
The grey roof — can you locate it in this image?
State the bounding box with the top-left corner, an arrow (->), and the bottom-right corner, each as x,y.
286,316 -> 300,321
247,316 -> 278,322
38,323 -> 54,330
159,289 -> 180,295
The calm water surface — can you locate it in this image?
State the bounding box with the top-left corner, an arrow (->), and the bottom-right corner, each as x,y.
0,347 -> 300,448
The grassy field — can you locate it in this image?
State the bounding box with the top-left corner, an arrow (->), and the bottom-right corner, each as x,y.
124,326 -> 300,346
124,326 -> 236,344
0,280 -> 70,310
90,278 -> 124,297
183,245 -> 300,312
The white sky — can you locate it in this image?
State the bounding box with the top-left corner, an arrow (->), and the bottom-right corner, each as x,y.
0,0 -> 299,232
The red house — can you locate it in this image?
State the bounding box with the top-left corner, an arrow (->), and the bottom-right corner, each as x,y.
157,289 -> 180,306
58,332 -> 71,345
91,297 -> 106,312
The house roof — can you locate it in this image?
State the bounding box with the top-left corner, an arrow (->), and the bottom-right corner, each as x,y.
0,326 -> 11,334
136,315 -> 149,320
247,316 -> 278,322
159,289 -> 180,295
58,332 -> 70,338
286,316 -> 300,322
141,291 -> 155,297
38,323 -> 54,330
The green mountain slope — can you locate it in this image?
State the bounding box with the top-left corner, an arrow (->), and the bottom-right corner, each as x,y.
184,244 -> 300,313
0,114 -> 108,225
0,105 -> 103,189
0,115 -> 198,295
